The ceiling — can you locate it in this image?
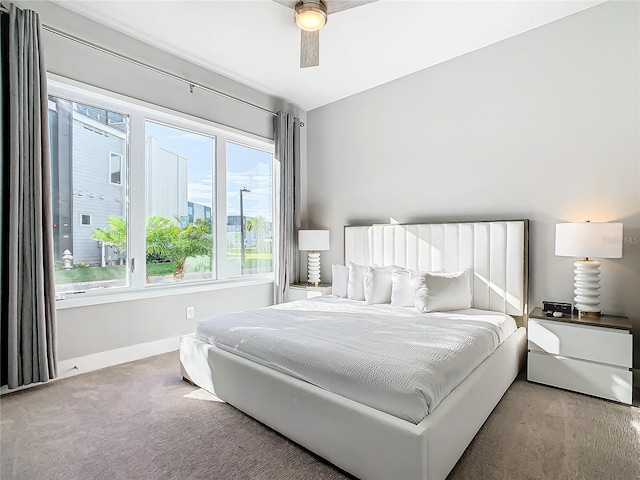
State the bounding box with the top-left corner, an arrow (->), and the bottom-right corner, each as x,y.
50,0 -> 605,111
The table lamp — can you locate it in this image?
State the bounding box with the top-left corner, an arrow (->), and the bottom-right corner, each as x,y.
555,221 -> 623,316
298,230 -> 330,286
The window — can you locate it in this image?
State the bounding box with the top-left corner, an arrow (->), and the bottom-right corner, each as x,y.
226,142 -> 273,277
145,121 -> 215,285
49,94 -> 129,294
109,152 -> 122,184
49,80 -> 275,298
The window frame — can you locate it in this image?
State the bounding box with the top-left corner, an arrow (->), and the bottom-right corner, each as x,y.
109,151 -> 123,185
143,118 -> 218,285
48,75 -> 276,305
224,139 -> 276,278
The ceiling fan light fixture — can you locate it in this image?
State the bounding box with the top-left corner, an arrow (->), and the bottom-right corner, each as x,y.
295,1 -> 327,32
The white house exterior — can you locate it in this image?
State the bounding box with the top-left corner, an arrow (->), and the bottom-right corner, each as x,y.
146,137 -> 189,224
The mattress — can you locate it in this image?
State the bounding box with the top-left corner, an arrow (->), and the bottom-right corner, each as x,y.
195,297 -> 517,424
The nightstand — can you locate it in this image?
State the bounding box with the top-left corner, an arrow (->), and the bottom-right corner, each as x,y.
289,283 -> 332,302
527,307 -> 633,405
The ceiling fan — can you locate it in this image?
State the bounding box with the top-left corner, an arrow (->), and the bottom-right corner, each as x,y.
273,0 -> 378,68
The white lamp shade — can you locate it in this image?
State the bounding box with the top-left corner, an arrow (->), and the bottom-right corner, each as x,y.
555,222 -> 623,259
298,230 -> 330,251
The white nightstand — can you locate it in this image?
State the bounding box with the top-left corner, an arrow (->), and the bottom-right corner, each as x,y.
288,283 -> 332,302
527,307 -> 633,405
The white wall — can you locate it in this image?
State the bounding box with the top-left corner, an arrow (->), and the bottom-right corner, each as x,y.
307,2 -> 640,371
17,0 -> 307,362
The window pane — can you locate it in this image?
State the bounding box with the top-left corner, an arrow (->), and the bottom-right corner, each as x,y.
49,95 -> 129,294
110,152 -> 122,184
145,121 -> 215,285
226,142 -> 273,277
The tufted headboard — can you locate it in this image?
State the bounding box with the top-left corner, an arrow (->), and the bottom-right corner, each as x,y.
344,220 -> 529,326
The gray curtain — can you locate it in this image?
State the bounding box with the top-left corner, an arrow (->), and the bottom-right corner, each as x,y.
3,4 -> 57,389
273,112 -> 301,304
1,8 -> 6,387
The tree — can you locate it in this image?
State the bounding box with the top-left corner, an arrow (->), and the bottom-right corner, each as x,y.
93,215 -> 213,280
145,216 -> 178,262
145,216 -> 212,279
91,216 -> 127,257
246,216 -> 271,253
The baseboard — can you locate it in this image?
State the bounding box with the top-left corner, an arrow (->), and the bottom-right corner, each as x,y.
1,336 -> 179,395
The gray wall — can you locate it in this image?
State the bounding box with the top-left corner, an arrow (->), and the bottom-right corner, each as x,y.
21,1 -> 278,139
58,282 -> 273,359
18,0 -> 307,361
307,1 -> 640,371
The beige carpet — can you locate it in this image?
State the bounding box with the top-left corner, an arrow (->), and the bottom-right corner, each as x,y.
1,351 -> 638,480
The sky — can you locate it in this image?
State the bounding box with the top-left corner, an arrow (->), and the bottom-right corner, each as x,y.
145,121 -> 273,220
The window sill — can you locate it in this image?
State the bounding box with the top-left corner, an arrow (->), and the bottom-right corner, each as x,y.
55,275 -> 274,310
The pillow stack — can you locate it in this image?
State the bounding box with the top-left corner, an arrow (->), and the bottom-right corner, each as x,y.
331,264 -> 349,298
348,262 -> 366,301
390,268 -> 413,307
411,270 -> 472,313
331,262 -> 472,313
363,266 -> 393,304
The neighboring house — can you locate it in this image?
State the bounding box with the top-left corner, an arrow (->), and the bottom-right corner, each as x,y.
188,201 -> 212,227
146,136 -> 189,224
49,97 -> 127,265
227,215 -> 255,248
227,215 -> 273,254
49,100 -> 207,265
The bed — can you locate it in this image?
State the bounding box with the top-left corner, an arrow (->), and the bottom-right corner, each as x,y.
180,220 -> 529,480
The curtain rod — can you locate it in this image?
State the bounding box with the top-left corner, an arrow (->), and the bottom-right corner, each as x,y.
0,5 -> 281,119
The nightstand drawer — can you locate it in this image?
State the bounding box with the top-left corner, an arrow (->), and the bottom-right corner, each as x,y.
528,351 -> 632,404
288,284 -> 332,302
528,319 -> 632,368
289,288 -> 323,301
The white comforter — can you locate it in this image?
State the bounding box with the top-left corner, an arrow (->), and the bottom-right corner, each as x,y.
195,297 -> 517,424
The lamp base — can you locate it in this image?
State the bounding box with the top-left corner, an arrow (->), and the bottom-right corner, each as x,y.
573,259 -> 601,317
307,251 -> 321,286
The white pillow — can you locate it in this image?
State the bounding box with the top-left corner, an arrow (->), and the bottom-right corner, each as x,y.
391,267 -> 414,307
347,262 -> 365,301
411,270 -> 472,313
363,266 -> 393,304
332,264 -> 349,298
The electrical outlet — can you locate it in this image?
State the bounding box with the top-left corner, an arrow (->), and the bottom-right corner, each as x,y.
186,306 -> 195,320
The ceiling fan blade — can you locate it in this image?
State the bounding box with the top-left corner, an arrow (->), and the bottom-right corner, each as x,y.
272,0 -> 379,15
272,0 -> 297,9
300,30 -> 319,68
325,0 -> 378,15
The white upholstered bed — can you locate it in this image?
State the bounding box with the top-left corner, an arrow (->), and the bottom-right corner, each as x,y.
180,220 -> 529,480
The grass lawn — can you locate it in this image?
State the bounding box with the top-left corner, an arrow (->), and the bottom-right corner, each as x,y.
246,252 -> 273,260
55,262 -> 177,284
227,248 -> 273,270
227,248 -> 273,261
55,253 -> 273,285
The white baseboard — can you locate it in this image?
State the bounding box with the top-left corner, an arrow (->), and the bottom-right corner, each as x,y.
1,336 -> 179,395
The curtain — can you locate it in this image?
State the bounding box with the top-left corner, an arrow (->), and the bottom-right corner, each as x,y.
273,112 -> 301,304
1,9 -> 7,387
2,4 -> 57,389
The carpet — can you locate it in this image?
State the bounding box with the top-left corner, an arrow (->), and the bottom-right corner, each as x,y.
1,351 -> 638,480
